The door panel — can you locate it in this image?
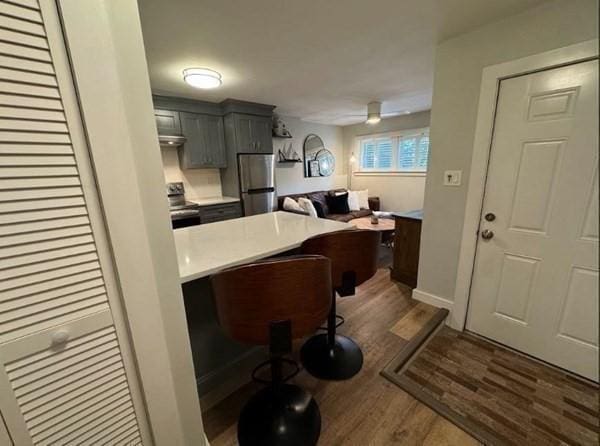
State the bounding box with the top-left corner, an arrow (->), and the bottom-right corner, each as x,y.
467,60 -> 599,381
0,412 -> 12,446
154,109 -> 181,136
234,114 -> 254,152
180,112 -> 208,167
251,116 -> 273,153
204,115 -> 226,167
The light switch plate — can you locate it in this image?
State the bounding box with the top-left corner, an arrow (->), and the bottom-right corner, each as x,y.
444,170 -> 462,186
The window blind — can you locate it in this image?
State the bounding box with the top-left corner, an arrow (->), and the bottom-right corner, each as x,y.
358,129 -> 430,172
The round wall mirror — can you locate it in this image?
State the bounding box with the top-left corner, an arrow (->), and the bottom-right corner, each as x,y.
303,134 -> 335,177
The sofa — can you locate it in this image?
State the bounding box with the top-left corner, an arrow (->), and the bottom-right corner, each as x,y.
277,189 -> 380,223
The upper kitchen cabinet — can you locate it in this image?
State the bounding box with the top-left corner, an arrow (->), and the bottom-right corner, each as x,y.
154,109 -> 181,135
229,114 -> 273,153
252,116 -> 274,153
179,112 -> 227,168
221,99 -> 276,154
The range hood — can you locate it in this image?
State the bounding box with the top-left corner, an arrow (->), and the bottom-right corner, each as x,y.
159,134 -> 186,147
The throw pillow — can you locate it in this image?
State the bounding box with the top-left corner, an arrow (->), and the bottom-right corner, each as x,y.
312,200 -> 326,218
298,197 -> 318,218
326,192 -> 350,214
347,191 -> 360,211
307,192 -> 329,215
356,189 -> 369,209
282,197 -> 304,213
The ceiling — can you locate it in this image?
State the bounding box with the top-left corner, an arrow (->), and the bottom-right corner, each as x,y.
138,0 -> 549,126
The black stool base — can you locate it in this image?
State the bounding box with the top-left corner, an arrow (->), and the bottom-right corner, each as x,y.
300,333 -> 363,380
238,384 -> 321,446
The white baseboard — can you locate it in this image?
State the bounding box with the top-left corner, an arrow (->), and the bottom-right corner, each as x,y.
411,288 -> 461,330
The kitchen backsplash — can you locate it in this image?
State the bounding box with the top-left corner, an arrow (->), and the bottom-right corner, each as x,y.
160,148 -> 222,199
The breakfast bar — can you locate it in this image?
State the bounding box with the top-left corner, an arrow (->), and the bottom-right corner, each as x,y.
173,211 -> 352,403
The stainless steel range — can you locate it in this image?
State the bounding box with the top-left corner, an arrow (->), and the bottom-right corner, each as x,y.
166,182 -> 200,229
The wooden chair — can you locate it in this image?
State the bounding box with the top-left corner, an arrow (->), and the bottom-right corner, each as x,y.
210,255 -> 332,446
300,229 -> 379,380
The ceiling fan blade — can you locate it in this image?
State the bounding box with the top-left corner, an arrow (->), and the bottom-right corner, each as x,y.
381,111 -> 411,116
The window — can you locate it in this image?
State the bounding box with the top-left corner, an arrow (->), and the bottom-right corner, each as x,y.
360,137 -> 393,170
357,128 -> 429,173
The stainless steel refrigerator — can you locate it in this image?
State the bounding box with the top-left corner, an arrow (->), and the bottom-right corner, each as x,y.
238,154 -> 276,216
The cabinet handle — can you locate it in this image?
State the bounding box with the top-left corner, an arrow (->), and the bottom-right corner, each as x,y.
257,142 -> 261,151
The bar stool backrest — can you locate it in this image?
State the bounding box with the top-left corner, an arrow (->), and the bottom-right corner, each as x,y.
301,230 -> 379,296
210,255 -> 332,345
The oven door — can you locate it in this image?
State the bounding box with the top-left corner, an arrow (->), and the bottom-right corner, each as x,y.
171,210 -> 201,229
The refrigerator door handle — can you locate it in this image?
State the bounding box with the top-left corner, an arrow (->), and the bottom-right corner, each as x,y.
247,187 -> 275,194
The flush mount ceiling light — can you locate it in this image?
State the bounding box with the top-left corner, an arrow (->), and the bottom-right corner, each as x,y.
365,101 -> 382,124
182,68 -> 222,89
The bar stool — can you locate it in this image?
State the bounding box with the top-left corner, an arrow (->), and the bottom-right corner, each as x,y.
210,255 -> 332,446
300,229 -> 379,380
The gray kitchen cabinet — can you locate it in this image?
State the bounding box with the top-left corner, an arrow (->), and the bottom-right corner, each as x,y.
251,116 -> 273,153
232,114 -> 254,152
179,112 -> 226,168
230,113 -> 273,153
155,109 -> 181,135
205,115 -> 227,167
198,202 -> 242,223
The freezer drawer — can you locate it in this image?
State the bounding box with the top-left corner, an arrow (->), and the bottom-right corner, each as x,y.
241,190 -> 276,216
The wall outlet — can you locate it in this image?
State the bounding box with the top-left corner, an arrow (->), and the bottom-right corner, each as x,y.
444,170 -> 462,186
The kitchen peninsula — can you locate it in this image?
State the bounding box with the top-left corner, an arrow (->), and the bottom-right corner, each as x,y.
174,211 -> 352,406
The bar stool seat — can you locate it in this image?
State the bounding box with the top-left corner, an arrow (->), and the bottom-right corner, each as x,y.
300,229 -> 379,380
210,255 -> 332,446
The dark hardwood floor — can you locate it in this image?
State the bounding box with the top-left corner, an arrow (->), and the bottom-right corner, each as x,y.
202,268 -> 479,445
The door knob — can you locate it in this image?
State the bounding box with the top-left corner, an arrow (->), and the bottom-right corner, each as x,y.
481,229 -> 494,240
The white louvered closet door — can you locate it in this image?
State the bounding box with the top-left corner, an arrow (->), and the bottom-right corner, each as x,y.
0,0 -> 152,445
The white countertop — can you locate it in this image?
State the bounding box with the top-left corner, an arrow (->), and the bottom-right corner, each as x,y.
190,196 -> 240,206
174,211 -> 352,283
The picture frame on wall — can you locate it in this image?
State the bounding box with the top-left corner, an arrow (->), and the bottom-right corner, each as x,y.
309,160 -> 320,177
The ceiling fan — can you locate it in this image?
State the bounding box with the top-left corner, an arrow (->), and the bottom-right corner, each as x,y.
333,101 -> 411,124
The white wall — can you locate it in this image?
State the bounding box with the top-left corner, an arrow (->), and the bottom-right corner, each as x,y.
418,0 -> 599,303
342,111 -> 431,212
274,115 -> 347,196
160,148 -> 222,199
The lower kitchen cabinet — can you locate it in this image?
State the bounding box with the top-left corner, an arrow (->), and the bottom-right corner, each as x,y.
199,202 -> 242,223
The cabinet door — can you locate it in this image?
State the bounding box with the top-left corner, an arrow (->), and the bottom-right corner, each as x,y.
204,115 -> 227,168
180,112 -> 209,168
233,114 -> 256,152
154,109 -> 181,135
0,1 -> 150,442
251,116 -> 273,153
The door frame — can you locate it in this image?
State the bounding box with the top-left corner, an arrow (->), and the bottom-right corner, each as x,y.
54,1 -> 207,444
452,39 -> 599,331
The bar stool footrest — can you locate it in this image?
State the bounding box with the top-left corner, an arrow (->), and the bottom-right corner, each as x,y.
251,358 -> 299,385
318,314 -> 344,330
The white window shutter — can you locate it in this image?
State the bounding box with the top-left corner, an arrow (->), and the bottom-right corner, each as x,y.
0,0 -> 150,444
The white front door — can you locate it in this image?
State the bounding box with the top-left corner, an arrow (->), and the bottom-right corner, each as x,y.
467,60 -> 599,381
